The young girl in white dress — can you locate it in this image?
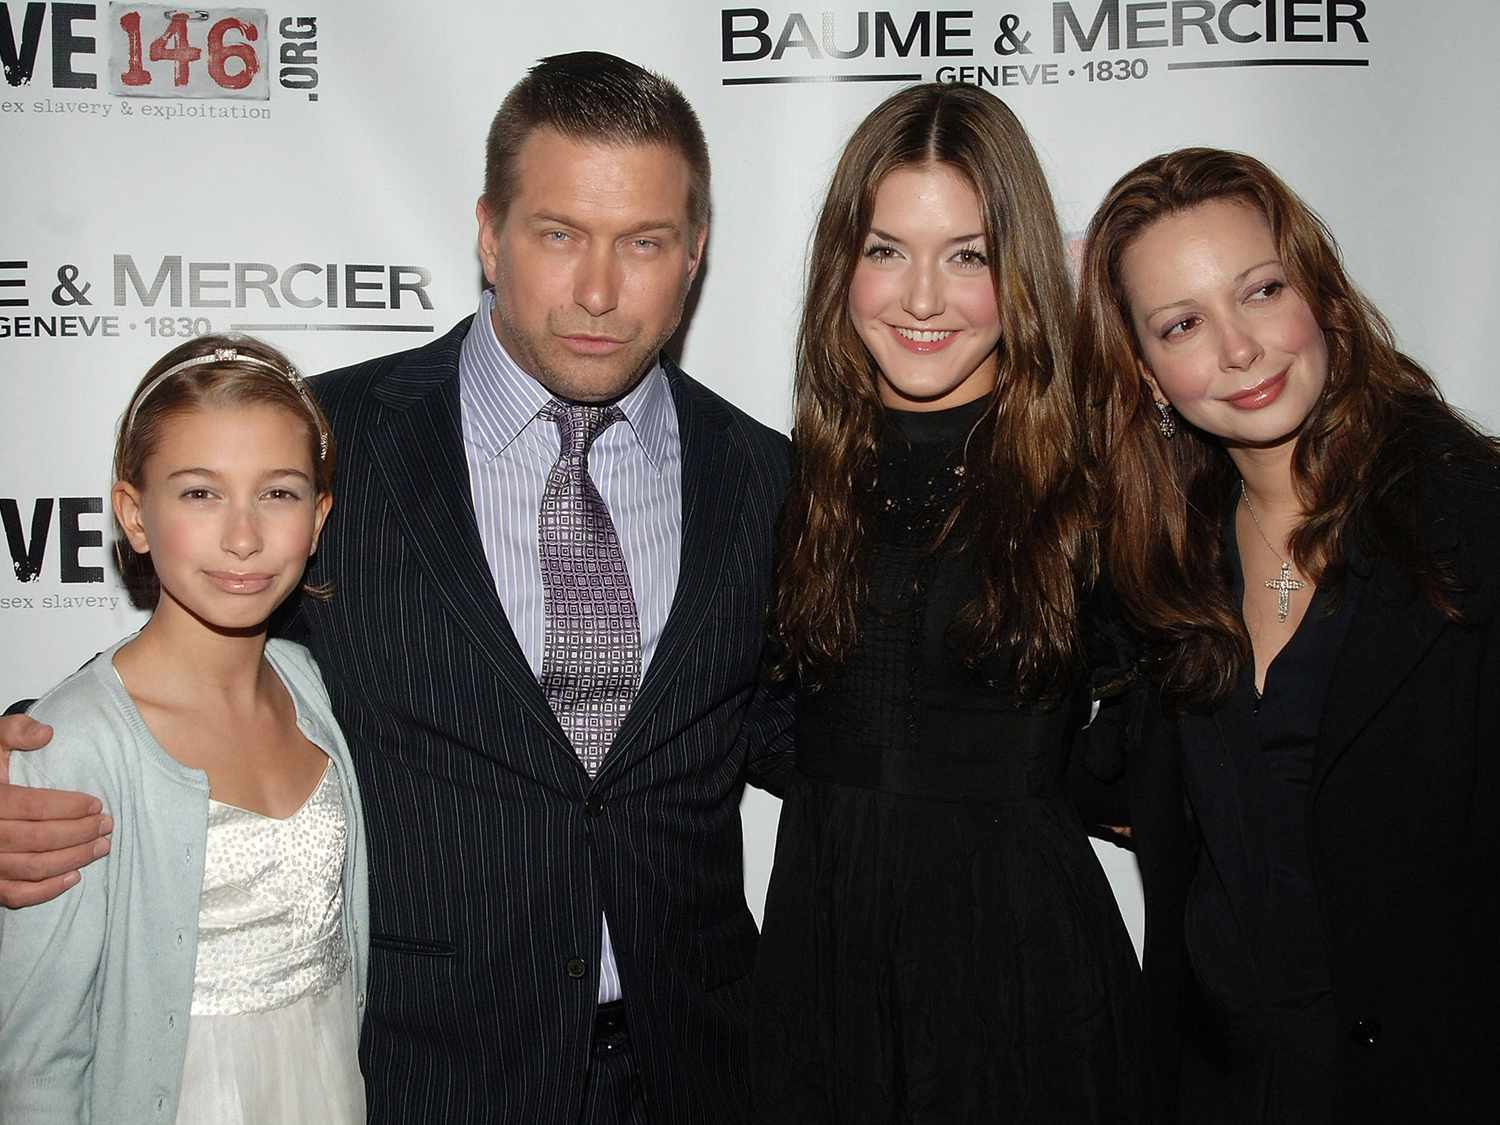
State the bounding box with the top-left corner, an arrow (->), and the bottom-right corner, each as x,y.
0,335 -> 368,1124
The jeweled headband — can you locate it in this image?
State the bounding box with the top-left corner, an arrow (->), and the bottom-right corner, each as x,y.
124,346 -> 329,461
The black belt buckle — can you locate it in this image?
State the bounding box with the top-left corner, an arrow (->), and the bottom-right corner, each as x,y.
593,999 -> 627,1041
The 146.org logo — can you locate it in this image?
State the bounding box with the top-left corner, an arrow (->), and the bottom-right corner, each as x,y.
1,3 -> 320,101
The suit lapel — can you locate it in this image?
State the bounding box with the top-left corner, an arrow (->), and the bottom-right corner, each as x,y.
368,327 -> 574,762
1313,448 -> 1500,792
600,365 -> 741,778
1312,557 -> 1447,793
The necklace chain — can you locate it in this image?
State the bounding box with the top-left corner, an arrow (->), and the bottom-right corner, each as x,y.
1239,482 -> 1289,565
1239,481 -> 1305,623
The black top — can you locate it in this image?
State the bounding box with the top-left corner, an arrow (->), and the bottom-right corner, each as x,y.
752,397 -> 1144,1123
1120,415 -> 1500,1124
794,395 -> 1062,799
1178,501 -> 1364,1121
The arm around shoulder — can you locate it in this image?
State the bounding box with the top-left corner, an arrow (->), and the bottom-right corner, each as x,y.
0,699 -> 115,909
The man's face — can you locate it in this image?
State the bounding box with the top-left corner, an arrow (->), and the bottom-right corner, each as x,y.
477,129 -> 707,403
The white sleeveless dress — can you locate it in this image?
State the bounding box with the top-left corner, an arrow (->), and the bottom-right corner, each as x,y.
174,764 -> 366,1123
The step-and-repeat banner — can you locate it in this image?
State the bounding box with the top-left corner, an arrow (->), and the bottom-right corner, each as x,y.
5,1 -> 1498,951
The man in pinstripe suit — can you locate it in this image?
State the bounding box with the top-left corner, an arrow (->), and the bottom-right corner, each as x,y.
0,52 -> 793,1125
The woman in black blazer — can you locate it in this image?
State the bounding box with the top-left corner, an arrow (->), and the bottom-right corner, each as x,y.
1073,147 -> 1499,1122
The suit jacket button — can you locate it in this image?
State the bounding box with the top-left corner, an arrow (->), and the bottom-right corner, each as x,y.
585,796 -> 605,818
1350,1018 -> 1381,1046
566,957 -> 588,979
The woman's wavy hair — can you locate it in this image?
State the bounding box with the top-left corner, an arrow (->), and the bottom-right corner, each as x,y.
772,82 -> 1092,695
1075,147 -> 1496,708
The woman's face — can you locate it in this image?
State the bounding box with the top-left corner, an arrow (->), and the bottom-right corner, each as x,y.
848,163 -> 1002,412
1120,198 -> 1328,450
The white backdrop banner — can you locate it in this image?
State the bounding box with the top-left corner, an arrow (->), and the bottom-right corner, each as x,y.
5,1 -> 1498,953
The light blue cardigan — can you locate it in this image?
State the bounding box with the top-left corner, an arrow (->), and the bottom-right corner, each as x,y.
0,638 -> 369,1125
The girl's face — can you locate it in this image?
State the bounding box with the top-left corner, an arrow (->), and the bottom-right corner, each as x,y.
848,162 -> 1002,412
114,403 -> 331,634
1121,199 -> 1328,451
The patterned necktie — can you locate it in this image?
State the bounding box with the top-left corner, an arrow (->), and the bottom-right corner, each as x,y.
538,400 -> 641,776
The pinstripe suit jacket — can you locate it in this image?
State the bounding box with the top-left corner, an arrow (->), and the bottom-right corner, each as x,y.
286,318 -> 795,1125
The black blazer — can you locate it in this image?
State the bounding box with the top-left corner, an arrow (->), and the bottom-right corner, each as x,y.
1124,439 -> 1500,1122
285,319 -> 794,1125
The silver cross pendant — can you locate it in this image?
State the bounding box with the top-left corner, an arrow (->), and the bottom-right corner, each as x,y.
1265,561 -> 1305,622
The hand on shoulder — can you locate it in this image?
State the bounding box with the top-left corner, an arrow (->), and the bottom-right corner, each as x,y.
0,702 -> 113,909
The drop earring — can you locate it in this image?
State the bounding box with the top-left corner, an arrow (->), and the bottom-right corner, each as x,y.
1154,399 -> 1177,440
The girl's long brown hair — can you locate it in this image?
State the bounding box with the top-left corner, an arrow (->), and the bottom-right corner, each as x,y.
1076,147 -> 1498,708
773,83 -> 1093,695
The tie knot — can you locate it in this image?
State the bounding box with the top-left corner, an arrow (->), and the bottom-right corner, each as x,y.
542,400 -> 623,458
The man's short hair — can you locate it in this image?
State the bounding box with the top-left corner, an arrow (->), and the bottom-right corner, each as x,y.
483,51 -> 711,236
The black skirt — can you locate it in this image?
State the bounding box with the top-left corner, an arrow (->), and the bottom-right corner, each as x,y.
751,764 -> 1145,1124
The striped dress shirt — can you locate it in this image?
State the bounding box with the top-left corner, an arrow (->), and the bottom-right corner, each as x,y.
457,291 -> 683,1004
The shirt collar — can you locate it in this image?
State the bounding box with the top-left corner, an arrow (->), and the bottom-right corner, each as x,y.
458,291 -> 675,471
